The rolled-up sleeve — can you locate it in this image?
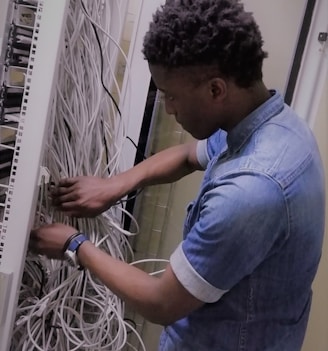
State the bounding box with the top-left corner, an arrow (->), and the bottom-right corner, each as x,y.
170,172 -> 287,303
196,130 -> 228,169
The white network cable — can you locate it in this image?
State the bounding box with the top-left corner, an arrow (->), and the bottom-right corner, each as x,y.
10,1 -> 159,350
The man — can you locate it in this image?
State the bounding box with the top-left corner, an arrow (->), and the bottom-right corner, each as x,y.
30,0 -> 325,350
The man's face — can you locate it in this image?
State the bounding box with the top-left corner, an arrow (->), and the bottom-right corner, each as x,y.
149,64 -> 226,140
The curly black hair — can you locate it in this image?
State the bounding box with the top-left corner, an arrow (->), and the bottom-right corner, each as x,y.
142,0 -> 268,88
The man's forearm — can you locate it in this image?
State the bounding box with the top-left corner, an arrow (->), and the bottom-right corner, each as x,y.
77,241 -> 203,325
114,141 -> 202,197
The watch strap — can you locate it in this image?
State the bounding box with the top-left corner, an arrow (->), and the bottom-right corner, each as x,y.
64,233 -> 89,269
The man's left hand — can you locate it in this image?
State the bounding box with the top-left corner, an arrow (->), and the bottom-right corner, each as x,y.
29,223 -> 78,260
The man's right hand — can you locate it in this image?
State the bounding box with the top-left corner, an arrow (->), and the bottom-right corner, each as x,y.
51,142 -> 202,218
51,176 -> 123,217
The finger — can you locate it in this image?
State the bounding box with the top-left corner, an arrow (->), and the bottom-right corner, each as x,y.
55,204 -> 92,218
52,192 -> 80,206
28,234 -> 41,254
51,185 -> 74,197
48,181 -> 56,192
55,200 -> 82,214
28,238 -> 37,253
51,177 -> 79,196
29,227 -> 43,240
58,177 -> 79,187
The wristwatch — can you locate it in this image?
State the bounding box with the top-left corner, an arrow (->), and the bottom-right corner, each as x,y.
63,233 -> 89,269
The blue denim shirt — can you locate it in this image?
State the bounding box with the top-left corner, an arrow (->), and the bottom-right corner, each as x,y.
160,91 -> 325,351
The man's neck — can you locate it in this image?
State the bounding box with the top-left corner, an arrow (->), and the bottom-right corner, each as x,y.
223,81 -> 271,131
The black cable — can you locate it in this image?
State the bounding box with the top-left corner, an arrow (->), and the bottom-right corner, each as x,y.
80,0 -> 146,161
80,0 -> 146,210
126,136 -> 146,161
123,318 -> 137,334
80,0 -> 121,116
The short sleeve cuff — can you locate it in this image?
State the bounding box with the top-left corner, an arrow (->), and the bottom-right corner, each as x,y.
170,243 -> 228,303
196,139 -> 209,169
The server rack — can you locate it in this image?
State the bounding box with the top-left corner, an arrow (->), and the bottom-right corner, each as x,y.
0,0 -> 163,349
0,1 -> 71,350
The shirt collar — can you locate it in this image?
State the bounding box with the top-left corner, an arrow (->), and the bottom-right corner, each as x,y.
226,90 -> 284,153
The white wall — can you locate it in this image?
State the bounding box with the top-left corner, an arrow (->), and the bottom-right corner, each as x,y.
243,0 -> 307,94
302,77 -> 328,351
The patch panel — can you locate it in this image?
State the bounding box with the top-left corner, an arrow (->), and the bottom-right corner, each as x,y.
13,3 -> 37,29
0,3 -> 35,123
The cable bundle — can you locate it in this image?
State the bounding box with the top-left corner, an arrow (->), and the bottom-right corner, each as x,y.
46,0 -> 131,181
10,0 -> 144,350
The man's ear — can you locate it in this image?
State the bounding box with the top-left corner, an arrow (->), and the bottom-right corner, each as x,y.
209,77 -> 227,100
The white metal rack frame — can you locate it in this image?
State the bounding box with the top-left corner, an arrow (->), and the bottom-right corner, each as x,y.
0,0 -> 12,85
0,1 -> 69,350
